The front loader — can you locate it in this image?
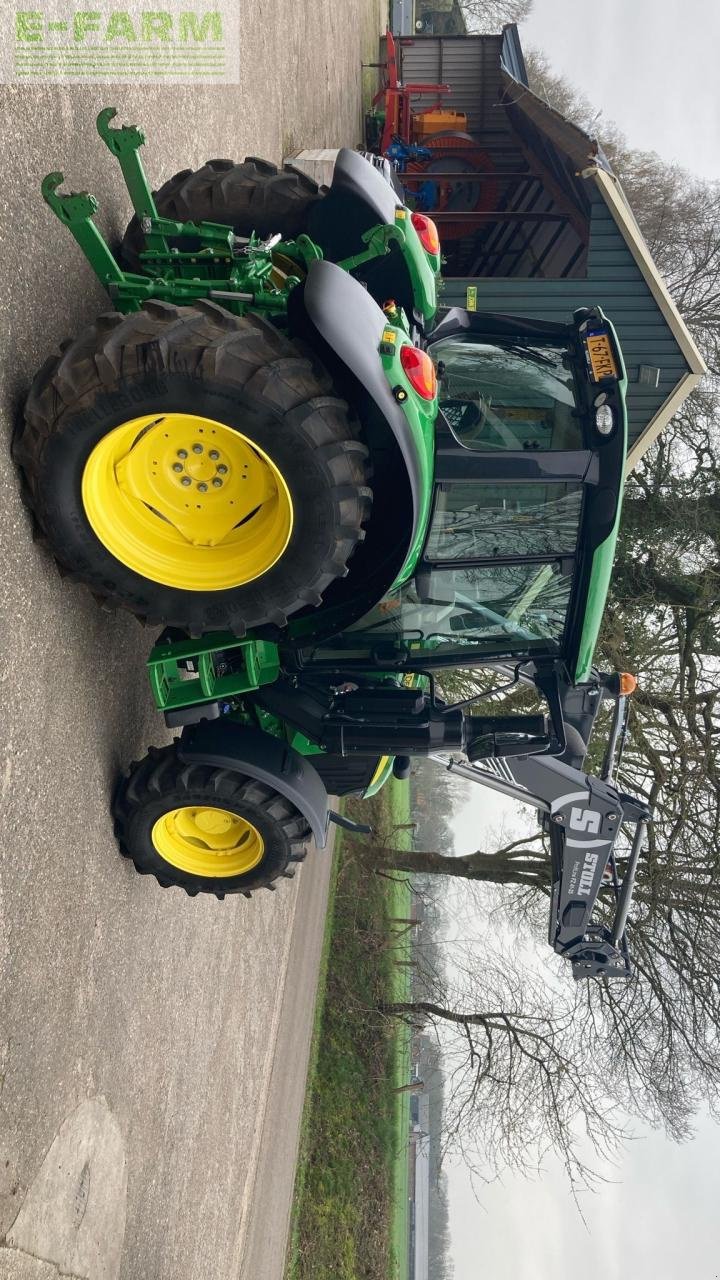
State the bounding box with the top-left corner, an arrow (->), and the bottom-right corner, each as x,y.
14,110 -> 651,979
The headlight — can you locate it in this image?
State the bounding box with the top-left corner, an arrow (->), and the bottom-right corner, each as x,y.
595,404 -> 614,436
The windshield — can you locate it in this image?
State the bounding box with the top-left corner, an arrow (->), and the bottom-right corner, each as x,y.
429,337 -> 583,452
315,479 -> 582,664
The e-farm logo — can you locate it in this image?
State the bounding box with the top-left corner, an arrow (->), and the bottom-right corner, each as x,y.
7,3 -> 240,83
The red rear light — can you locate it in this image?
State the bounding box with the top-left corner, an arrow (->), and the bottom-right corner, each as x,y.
400,345 -> 437,400
411,212 -> 440,256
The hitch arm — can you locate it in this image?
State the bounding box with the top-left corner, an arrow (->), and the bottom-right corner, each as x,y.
41,172 -> 125,286
336,222 -> 406,273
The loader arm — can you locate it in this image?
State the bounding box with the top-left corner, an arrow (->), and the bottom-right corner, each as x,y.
431,689 -> 651,980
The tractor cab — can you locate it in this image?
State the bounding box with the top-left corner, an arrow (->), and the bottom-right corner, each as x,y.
313,303 -> 627,689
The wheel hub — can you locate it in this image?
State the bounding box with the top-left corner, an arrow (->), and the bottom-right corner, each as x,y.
151,804 -> 266,877
81,412 -> 293,590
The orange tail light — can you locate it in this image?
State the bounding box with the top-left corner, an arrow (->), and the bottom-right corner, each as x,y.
411,212 -> 440,256
400,345 -> 437,400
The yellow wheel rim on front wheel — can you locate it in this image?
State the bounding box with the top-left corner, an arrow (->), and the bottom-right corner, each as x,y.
82,413 -> 293,590
151,805 -> 265,878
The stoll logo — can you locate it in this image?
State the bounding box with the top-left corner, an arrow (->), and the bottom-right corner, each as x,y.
577,851 -> 599,897
7,4 -> 240,84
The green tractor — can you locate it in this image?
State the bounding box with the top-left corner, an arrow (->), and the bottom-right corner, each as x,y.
15,110 -> 651,979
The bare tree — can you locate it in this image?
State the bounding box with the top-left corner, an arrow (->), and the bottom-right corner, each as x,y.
459,0 -> 533,34
361,636 -> 720,1133
370,829 -> 550,887
383,940 -> 633,1192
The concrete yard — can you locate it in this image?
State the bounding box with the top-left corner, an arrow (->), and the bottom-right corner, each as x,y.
0,4 -> 384,1276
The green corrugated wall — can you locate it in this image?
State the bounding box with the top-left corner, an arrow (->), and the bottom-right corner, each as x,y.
440,192 -> 691,449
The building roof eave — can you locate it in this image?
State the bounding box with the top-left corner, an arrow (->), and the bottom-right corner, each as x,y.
625,371 -> 705,473
498,69 -> 707,380
499,66 -> 607,170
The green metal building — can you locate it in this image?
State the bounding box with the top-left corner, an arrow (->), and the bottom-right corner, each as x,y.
396,25 -> 706,468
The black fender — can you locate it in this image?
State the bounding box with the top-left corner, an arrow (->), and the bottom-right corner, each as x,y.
178,721 -> 330,849
305,152 -> 420,323
303,258 -> 425,561
306,150 -> 398,260
327,147 -> 400,224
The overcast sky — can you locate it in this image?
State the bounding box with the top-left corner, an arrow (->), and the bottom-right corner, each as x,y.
442,7 -> 720,1271
520,0 -> 720,182
447,787 -> 720,1279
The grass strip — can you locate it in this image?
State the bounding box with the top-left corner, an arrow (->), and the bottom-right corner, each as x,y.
285,829 -> 343,1278
385,779 -> 413,1280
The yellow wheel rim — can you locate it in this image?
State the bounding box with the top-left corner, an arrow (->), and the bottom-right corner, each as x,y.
369,755 -> 391,787
81,413 -> 293,590
151,805 -> 265,878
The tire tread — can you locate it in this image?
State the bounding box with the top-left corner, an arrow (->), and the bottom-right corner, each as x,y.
112,742 -> 312,897
16,301 -> 371,635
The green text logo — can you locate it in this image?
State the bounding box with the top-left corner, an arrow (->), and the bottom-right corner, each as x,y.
16,9 -> 224,44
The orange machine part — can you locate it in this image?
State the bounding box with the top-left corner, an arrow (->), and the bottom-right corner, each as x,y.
413,109 -> 468,138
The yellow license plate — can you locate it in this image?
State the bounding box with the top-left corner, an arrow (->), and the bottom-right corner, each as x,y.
585,331 -> 618,382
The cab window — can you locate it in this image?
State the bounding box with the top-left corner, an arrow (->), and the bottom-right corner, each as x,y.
425,482 -> 583,561
344,561 -> 574,658
430,338 -> 583,452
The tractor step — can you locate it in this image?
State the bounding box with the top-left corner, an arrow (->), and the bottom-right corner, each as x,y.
147,633 -> 280,712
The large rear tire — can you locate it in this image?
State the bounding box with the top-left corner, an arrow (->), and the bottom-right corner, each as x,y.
113,743 -> 310,898
120,157 -> 323,272
15,300 -> 371,634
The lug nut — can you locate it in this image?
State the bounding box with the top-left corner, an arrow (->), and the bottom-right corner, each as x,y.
192,443 -> 203,454
181,476 -> 192,487
177,448 -> 188,459
172,462 -> 183,473
217,464 -> 228,475
212,477 -> 223,488
209,449 -> 220,460
197,482 -> 208,493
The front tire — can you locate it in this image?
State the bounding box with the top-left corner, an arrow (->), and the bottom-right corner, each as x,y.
113,744 -> 311,898
15,300 -> 371,634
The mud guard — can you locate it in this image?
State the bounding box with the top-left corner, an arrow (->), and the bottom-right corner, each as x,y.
327,147 -> 400,224
178,721 -> 330,849
303,258 -> 425,559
